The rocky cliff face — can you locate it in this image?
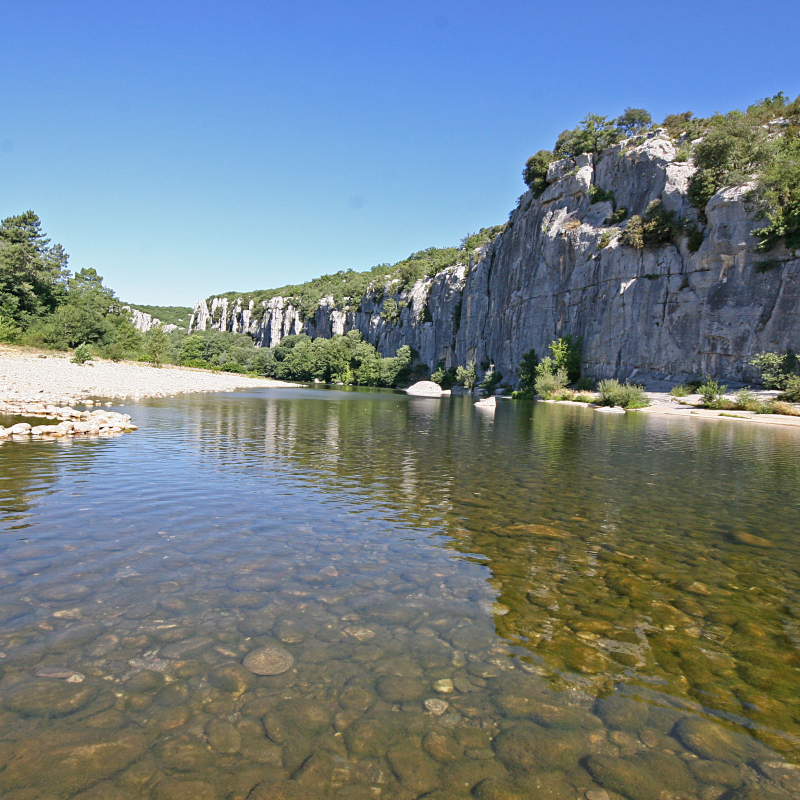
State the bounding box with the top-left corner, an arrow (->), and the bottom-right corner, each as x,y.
190,130 -> 800,385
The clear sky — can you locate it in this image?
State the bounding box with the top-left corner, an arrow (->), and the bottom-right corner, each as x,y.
2,0 -> 798,306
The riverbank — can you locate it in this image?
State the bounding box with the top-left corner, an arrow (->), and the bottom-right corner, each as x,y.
0,345 -> 299,407
535,390 -> 800,428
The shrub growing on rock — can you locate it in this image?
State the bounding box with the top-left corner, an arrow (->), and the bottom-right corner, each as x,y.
621,201 -> 684,249
522,150 -> 554,197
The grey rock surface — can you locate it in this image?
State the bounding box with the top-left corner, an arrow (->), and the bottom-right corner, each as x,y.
191,133 -> 799,386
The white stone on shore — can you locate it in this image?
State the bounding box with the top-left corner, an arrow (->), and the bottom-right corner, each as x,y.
406,381 -> 449,396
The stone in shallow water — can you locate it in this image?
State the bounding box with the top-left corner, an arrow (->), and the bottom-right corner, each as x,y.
248,780 -> 326,800
585,755 -> 662,800
209,662 -> 255,695
160,636 -> 213,659
376,675 -> 425,703
634,751 -> 694,793
0,731 -> 149,796
44,622 -> 106,653
593,695 -> 649,731
494,723 -> 584,773
206,718 -> 241,753
154,779 -> 219,800
425,698 -> 449,715
34,667 -> 85,681
423,730 -> 462,762
387,743 -> 440,795
263,699 -> 332,744
38,584 -> 92,602
673,716 -> 751,764
243,644 -> 294,675
1,678 -> 99,717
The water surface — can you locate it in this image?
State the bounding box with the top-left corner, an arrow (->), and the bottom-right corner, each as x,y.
1,388 -> 799,800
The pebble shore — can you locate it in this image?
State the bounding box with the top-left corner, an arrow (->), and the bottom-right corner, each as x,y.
0,346 -> 300,440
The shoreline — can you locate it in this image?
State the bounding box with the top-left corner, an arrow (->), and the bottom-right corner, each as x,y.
0,345 -> 300,406
533,392 -> 800,429
0,346 -> 301,439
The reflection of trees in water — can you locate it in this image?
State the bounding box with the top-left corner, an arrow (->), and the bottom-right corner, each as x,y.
0,436 -> 98,530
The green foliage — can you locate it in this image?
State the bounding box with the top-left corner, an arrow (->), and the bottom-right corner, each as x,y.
461,226 -> 506,253
480,366 -> 502,396
755,259 -> 781,273
688,110 -> 775,213
615,107 -> 652,137
0,210 -> 69,328
575,376 -> 596,391
733,389 -> 767,413
213,227 -> 505,321
0,312 -> 20,342
455,362 -> 477,390
597,379 -> 649,408
70,343 -> 93,364
517,348 -> 539,393
697,376 -> 727,407
127,304 -> 192,328
669,384 -> 692,397
749,351 -> 798,389
686,226 -> 704,253
143,324 -> 171,367
597,229 -> 617,250
548,335 -> 582,384
381,298 -> 399,322
589,185 -> 615,204
534,358 -> 568,398
752,131 -> 800,251
554,114 -> 621,158
674,142 -> 694,163
605,207 -> 628,226
431,362 -> 457,389
661,111 -> 704,140
621,201 -> 684,249
268,330 -> 411,387
522,150 -> 554,197
779,376 -> 800,403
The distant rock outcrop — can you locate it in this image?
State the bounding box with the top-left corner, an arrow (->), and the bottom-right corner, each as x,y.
190,130 -> 799,386
124,307 -> 179,334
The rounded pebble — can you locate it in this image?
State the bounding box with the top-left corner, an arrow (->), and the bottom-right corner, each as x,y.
242,645 -> 294,675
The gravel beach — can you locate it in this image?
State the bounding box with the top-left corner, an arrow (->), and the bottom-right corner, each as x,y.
0,346 -> 299,406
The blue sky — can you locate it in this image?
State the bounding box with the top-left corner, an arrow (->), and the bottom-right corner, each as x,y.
2,1 -> 798,306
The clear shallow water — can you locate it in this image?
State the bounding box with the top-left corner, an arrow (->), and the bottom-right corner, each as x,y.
1,388 -> 800,800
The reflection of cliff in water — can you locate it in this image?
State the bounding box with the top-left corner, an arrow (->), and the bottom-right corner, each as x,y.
176,390 -> 800,757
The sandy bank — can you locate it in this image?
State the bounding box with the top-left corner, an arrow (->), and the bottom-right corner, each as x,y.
531,390 -> 800,428
0,346 -> 300,407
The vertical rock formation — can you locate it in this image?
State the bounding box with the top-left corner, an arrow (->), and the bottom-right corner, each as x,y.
190,131 -> 799,385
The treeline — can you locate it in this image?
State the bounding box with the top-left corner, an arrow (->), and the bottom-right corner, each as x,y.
210,226 -> 506,322
0,211 -> 149,357
177,329 -> 413,387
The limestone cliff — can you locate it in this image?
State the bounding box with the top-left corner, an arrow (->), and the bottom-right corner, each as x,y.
190,130 -> 799,385
123,307 -> 179,334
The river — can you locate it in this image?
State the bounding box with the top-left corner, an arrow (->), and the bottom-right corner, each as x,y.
1,387 -> 799,799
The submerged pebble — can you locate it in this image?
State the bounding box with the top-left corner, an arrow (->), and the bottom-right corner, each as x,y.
242,645 -> 294,675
